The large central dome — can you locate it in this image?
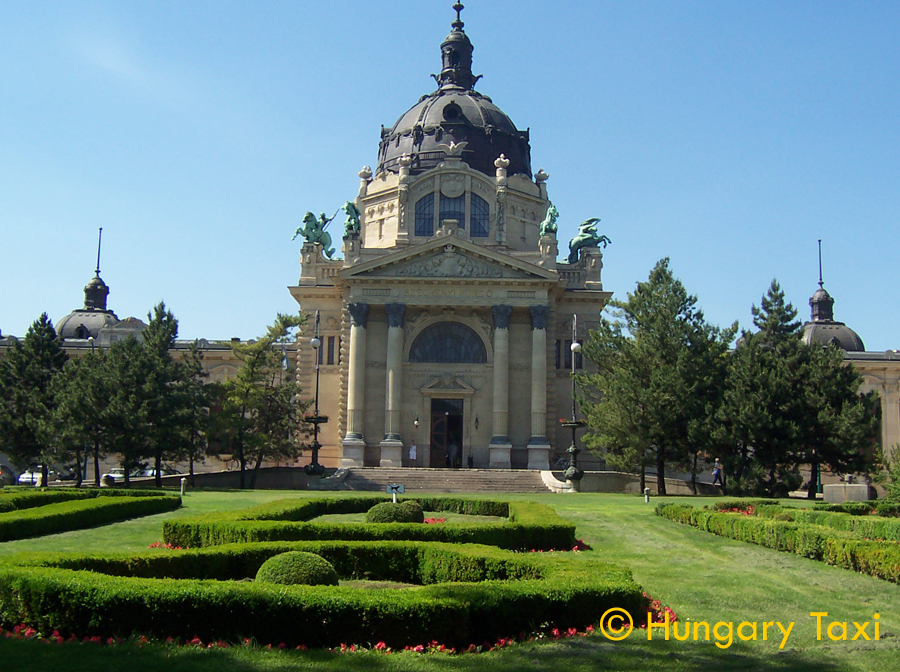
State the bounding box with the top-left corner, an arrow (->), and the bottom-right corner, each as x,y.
376,5 -> 532,179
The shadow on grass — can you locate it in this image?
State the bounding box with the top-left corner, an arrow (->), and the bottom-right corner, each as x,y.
0,633 -> 852,672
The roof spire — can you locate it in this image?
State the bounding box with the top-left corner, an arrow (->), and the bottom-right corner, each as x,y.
809,238 -> 834,322
95,226 -> 103,276
817,238 -> 823,288
83,227 -> 110,311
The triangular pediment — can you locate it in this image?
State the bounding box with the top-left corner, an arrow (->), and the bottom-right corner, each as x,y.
339,236 -> 558,282
421,376 -> 476,394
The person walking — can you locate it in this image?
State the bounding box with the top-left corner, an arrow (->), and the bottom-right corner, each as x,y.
712,458 -> 724,487
408,440 -> 417,467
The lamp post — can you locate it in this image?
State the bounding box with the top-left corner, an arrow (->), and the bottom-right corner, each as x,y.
304,310 -> 326,476
560,315 -> 585,486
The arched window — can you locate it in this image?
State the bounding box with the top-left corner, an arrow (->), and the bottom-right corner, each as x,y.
409,322 -> 487,363
440,194 -> 466,228
471,193 -> 489,237
415,193 -> 434,237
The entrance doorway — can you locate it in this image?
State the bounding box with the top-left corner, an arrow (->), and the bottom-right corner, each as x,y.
431,398 -> 463,468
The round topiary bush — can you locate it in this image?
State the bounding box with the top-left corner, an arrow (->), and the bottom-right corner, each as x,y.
255,551 -> 338,586
366,500 -> 424,524
399,499 -> 425,523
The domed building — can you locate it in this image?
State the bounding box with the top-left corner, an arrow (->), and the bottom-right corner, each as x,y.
289,6 -> 611,470
802,281 -> 865,352
56,271 -> 120,342
55,236 -> 150,347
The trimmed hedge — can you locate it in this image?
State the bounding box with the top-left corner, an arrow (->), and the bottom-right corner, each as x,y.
0,539 -> 642,648
656,502 -> 900,583
163,496 -> 575,551
0,488 -> 176,514
0,495 -> 182,542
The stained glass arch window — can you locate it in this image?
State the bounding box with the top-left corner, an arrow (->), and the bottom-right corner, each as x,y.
409,321 -> 488,363
471,193 -> 489,237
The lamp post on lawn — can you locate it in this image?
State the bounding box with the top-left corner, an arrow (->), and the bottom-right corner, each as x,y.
560,315 -> 585,489
304,310 -> 326,476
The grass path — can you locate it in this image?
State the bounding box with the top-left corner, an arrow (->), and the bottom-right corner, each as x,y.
0,490 -> 897,671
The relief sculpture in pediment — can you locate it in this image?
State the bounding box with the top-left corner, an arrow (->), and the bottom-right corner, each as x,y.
383,248 -> 506,278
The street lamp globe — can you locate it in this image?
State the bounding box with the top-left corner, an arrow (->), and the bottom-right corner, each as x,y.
310,337 -> 321,349
570,341 -> 581,353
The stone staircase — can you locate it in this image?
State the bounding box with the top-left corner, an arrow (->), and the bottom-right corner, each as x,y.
317,467 -> 551,494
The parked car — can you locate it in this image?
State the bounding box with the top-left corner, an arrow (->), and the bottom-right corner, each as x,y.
0,466 -> 16,486
17,467 -> 59,486
137,467 -> 182,478
16,464 -> 77,486
100,467 -> 143,482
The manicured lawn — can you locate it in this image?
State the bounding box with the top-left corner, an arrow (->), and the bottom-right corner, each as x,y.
0,490 -> 897,671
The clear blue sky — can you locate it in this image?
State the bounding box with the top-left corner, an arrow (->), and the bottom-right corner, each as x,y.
2,1 -> 898,350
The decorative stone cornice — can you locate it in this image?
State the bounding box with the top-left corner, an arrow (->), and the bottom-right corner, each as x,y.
492,304 -> 513,330
385,303 -> 407,328
530,305 -> 550,330
348,302 -> 370,328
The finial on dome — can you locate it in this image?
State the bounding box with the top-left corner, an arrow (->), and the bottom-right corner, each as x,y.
452,3 -> 465,31
438,2 -> 479,89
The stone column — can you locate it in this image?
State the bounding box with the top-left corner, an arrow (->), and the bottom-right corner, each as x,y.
341,302 -> 369,467
883,384 -> 900,465
527,305 -> 551,470
380,303 -> 406,467
489,305 -> 513,469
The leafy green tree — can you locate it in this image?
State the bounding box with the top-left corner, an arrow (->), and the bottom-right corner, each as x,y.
217,314 -> 308,489
0,314 -> 68,484
580,259 -> 735,494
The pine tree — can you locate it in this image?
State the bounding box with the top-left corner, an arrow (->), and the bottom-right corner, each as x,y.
718,281 -> 806,494
0,313 -> 68,482
581,259 -> 734,494
720,280 -> 880,497
47,351 -> 111,486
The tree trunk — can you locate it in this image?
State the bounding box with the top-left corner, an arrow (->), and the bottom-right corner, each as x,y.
807,452 -> 819,500
656,451 -> 667,496
74,445 -> 83,488
155,452 -> 163,488
93,442 -> 101,487
250,454 -> 264,489
639,465 -> 646,493
690,452 -> 698,495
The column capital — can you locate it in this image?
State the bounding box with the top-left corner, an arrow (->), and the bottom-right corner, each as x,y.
348,302 -> 370,328
385,303 -> 407,328
492,304 -> 513,330
529,305 -> 550,330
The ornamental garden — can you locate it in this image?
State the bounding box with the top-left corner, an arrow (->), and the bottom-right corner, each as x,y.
1,488 -> 899,671
0,491 -> 645,650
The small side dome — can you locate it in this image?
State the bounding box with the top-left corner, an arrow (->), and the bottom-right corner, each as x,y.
57,309 -> 119,340
58,269 -> 118,340
802,322 -> 865,352
801,282 -> 864,352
